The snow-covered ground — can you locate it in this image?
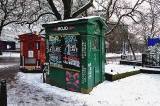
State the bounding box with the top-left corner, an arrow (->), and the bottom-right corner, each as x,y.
106,53 -> 122,58
0,52 -> 20,58
105,64 -> 140,75
0,52 -> 159,106
0,64 -> 18,68
141,67 -> 160,71
106,53 -> 142,58
7,72 -> 160,106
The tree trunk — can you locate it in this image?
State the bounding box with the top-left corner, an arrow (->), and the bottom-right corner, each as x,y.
0,27 -> 2,37
72,0 -> 93,18
62,0 -> 72,19
0,27 -> 2,55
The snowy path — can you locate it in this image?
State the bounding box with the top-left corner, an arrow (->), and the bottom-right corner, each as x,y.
0,52 -> 20,57
7,72 -> 160,106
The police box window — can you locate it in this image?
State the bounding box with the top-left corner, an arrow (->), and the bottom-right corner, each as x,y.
28,51 -> 34,58
37,42 -> 40,50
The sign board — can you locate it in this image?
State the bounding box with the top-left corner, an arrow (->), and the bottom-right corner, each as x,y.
28,51 -> 34,58
53,26 -> 75,31
148,38 -> 160,47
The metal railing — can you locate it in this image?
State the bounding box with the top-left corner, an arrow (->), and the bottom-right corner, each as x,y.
142,53 -> 160,67
121,54 -> 142,61
106,54 -> 142,65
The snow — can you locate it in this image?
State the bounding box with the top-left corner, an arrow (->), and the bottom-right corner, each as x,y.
0,52 -> 20,58
1,52 -> 159,106
141,67 -> 160,71
148,44 -> 160,54
0,64 -> 18,68
106,53 -> 142,58
8,72 -> 160,106
106,53 -> 122,58
45,16 -> 100,24
105,64 -> 139,75
0,52 -> 19,67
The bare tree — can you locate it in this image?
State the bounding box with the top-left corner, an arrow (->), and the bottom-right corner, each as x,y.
14,0 -> 94,32
0,0 -> 94,36
45,0 -> 93,20
145,0 -> 160,38
95,0 -> 145,35
16,0 -> 54,32
94,0 -> 146,57
0,0 -> 27,36
130,0 -> 160,48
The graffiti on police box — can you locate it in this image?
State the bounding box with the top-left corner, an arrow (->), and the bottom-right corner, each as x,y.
82,66 -> 87,84
49,35 -> 80,70
49,36 -> 62,67
63,55 -> 80,67
64,36 -> 78,56
63,35 -> 80,69
82,41 -> 86,59
66,71 -> 79,92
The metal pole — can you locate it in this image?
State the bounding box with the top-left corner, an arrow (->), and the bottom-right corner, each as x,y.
0,80 -> 7,106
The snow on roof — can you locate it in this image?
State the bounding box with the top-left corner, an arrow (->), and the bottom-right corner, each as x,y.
46,16 -> 100,24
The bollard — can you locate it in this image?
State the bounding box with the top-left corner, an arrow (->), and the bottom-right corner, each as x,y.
0,80 -> 7,106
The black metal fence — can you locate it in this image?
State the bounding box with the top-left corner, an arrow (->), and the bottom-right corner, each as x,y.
0,80 -> 7,106
142,53 -> 160,66
121,54 -> 142,61
106,54 -> 142,65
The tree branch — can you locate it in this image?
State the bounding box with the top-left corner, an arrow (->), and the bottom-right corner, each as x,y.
106,0 -> 113,22
72,0 -> 93,18
95,0 -> 107,10
47,0 -> 61,20
106,0 -> 145,35
109,0 -> 118,19
16,12 -> 54,25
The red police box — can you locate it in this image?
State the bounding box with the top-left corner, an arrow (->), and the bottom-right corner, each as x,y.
18,33 -> 46,72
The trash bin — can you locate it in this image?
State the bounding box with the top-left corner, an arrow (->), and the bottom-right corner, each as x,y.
42,16 -> 107,93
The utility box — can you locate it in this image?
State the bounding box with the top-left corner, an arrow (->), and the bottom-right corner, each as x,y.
18,33 -> 46,72
42,16 -> 107,93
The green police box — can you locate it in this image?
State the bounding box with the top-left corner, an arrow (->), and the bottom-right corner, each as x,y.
42,16 -> 107,94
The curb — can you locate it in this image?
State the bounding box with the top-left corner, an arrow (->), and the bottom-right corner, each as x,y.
105,70 -> 141,81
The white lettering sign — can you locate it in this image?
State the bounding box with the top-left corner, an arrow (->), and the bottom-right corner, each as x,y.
53,26 -> 74,31
57,26 -> 68,31
28,51 -> 34,58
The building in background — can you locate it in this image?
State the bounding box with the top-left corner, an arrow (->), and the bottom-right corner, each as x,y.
1,41 -> 16,52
